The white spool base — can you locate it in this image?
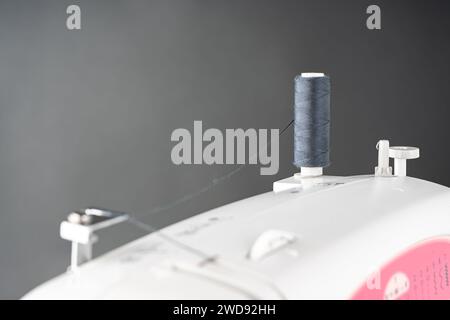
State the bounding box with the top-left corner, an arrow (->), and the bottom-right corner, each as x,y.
297,167 -> 323,178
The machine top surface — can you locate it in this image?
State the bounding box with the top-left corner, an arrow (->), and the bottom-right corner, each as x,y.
24,176 -> 450,299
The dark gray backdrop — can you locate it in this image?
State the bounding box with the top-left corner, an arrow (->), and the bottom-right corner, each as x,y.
0,0 -> 449,299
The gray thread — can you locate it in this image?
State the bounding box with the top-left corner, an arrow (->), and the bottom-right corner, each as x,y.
293,75 -> 331,168
127,119 -> 293,259
126,121 -> 292,298
111,76 -> 329,295
128,216 -> 214,260
131,119 -> 293,223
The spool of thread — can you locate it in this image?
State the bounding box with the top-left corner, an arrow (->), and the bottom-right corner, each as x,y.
293,73 -> 331,175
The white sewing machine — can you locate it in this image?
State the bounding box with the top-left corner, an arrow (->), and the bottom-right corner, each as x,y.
23,139 -> 450,299
23,73 -> 450,300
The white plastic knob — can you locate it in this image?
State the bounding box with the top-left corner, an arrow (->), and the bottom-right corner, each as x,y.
247,230 -> 297,261
389,146 -> 420,160
389,146 -> 420,177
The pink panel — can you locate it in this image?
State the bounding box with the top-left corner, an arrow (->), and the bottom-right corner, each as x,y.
352,238 -> 450,300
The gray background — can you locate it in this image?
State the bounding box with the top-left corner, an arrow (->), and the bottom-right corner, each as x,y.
0,0 -> 449,299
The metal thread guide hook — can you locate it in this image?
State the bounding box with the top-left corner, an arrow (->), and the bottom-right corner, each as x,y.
60,208 -> 129,271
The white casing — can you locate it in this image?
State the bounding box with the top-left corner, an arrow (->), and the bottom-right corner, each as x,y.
23,175 -> 450,300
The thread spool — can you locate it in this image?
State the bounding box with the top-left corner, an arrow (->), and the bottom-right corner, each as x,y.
293,73 -> 331,177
